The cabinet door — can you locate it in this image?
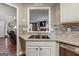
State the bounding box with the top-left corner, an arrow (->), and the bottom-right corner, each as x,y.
39,47 -> 51,56
59,47 -> 79,56
59,47 -> 65,56
27,47 -> 39,56
60,4 -> 79,23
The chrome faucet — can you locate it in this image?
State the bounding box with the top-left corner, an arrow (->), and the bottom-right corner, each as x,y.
37,26 -> 41,35
37,23 -> 42,38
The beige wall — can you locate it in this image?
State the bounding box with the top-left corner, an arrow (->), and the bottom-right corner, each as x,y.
7,3 -> 26,25
51,3 -> 60,26
0,3 -> 17,37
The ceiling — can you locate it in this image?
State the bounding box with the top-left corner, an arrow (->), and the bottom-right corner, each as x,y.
23,3 -> 55,7
13,3 -> 56,7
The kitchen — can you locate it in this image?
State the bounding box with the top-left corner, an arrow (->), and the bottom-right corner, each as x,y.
7,3 -> 79,56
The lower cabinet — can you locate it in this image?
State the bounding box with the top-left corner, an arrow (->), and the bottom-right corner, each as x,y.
60,47 -> 75,56
26,42 -> 59,56
27,46 -> 51,56
59,43 -> 79,56
27,47 -> 39,56
39,47 -> 51,56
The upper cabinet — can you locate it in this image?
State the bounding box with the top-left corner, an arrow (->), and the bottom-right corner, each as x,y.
60,3 -> 79,23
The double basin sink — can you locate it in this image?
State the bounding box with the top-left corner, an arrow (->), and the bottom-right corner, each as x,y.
28,35 -> 50,39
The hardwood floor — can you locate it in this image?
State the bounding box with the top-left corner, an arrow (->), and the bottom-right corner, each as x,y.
0,37 -> 16,56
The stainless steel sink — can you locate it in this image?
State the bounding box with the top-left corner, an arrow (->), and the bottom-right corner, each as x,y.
28,35 -> 50,39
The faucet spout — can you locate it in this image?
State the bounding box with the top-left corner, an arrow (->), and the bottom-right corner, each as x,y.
37,22 -> 42,38
37,29 -> 42,39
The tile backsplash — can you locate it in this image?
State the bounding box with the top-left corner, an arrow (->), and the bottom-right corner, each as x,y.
61,23 -> 79,31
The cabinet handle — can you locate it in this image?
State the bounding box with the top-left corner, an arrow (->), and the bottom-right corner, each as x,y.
36,48 -> 38,51
40,48 -> 42,50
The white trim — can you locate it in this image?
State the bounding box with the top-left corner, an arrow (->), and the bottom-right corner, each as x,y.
49,7 -> 51,33
27,7 -> 51,33
27,8 -> 30,32
4,3 -> 19,56
4,3 -> 18,8
28,7 -> 51,9
17,8 -> 19,56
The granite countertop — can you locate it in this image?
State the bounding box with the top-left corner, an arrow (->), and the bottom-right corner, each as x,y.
53,32 -> 79,47
55,36 -> 79,47
19,32 -> 79,47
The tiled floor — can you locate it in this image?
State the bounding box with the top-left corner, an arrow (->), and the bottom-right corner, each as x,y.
0,38 -> 16,56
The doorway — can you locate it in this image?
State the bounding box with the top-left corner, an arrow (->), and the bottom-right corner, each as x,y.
0,3 -> 17,56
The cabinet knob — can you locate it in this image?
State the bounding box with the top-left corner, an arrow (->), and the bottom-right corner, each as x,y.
36,48 -> 38,50
40,48 -> 42,50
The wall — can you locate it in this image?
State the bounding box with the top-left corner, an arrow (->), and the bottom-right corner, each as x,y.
54,4 -> 60,25
7,3 -> 26,25
60,3 -> 79,23
0,4 -> 16,22
0,3 -> 16,37
51,3 -> 60,27
0,22 -> 4,37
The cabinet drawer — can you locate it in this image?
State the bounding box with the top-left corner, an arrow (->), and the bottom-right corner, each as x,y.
26,42 -> 56,46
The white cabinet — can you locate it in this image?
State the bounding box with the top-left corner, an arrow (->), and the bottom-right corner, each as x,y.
27,46 -> 51,56
27,47 -> 39,56
60,3 -> 79,23
26,42 -> 58,56
39,47 -> 51,56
